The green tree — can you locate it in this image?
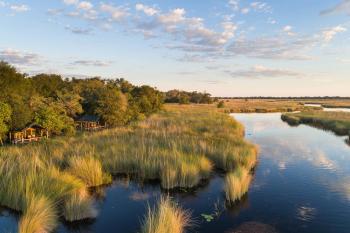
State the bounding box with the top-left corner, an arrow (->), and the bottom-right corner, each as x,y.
0,102 -> 12,144
94,87 -> 128,127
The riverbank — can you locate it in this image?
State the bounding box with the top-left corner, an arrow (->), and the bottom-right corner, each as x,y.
0,104 -> 257,233
281,110 -> 350,136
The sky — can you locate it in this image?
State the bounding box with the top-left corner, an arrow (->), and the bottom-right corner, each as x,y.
0,0 -> 350,97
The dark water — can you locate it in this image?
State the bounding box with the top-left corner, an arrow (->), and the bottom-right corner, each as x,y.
2,113 -> 350,233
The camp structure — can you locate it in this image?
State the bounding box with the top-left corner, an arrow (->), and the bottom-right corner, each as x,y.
75,115 -> 106,131
9,123 -> 49,144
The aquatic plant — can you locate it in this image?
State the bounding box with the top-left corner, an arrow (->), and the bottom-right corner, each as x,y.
67,155 -> 112,187
18,195 -> 57,233
141,196 -> 191,233
224,166 -> 252,203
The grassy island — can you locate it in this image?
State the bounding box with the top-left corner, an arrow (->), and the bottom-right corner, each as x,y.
281,110 -> 350,136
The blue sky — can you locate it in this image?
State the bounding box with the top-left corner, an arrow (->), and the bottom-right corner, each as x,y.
1,0 -> 350,96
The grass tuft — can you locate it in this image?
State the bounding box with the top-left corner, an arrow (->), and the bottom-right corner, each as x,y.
224,166 -> 252,203
141,196 -> 191,233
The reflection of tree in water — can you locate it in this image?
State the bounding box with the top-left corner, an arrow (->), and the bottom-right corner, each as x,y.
346,137 -> 350,146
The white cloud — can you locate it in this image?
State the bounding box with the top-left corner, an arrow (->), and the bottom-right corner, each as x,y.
283,25 -> 296,36
0,48 -> 40,65
65,25 -> 92,35
322,25 -> 347,42
228,0 -> 240,11
100,3 -> 129,21
135,4 -> 158,16
71,59 -> 112,67
225,65 -> 301,78
227,36 -> 317,60
77,1 -> 93,11
63,0 -> 78,5
10,4 -> 30,12
250,2 -> 272,13
241,8 -> 250,14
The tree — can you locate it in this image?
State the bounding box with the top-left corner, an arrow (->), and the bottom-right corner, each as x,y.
94,87 -> 128,127
33,98 -> 76,136
0,102 -> 11,144
131,85 -> 163,116
31,74 -> 66,98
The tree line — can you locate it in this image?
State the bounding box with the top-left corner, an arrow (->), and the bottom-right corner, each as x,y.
0,61 -> 163,142
164,89 -> 214,104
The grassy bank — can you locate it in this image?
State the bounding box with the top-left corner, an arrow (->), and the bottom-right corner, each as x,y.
219,99 -> 305,113
0,104 -> 257,232
281,110 -> 350,136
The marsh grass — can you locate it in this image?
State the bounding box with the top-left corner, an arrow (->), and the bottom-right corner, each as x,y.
18,195 -> 57,233
282,110 -> 350,136
67,155 -> 112,187
141,196 -> 191,233
224,166 -> 252,204
0,104 -> 257,232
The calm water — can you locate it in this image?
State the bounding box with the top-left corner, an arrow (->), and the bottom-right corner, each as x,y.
2,113 -> 350,233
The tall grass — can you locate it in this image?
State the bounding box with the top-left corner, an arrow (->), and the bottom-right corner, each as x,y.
18,195 -> 57,233
67,155 -> 112,187
224,166 -> 252,203
141,196 -> 191,233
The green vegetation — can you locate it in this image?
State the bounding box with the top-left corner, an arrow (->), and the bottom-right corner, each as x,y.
224,166 -> 252,203
220,99 -> 305,113
165,90 -> 213,104
0,104 -> 257,232
282,110 -> 350,136
141,196 -> 191,233
0,61 -> 163,140
18,196 -> 57,233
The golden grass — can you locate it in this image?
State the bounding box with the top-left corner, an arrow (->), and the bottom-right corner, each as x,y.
141,196 -> 191,233
224,166 -> 252,203
18,195 -> 57,233
67,155 -> 112,187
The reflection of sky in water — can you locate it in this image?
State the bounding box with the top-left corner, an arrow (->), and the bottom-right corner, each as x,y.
233,113 -> 350,201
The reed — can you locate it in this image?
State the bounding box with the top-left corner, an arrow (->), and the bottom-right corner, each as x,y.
141,196 -> 191,233
67,155 -> 112,187
18,195 -> 57,233
63,190 -> 98,222
224,166 -> 252,203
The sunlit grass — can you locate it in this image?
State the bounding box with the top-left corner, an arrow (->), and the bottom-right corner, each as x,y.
18,195 -> 57,233
141,196 -> 191,233
63,190 -> 98,222
67,155 -> 112,187
224,166 -> 252,203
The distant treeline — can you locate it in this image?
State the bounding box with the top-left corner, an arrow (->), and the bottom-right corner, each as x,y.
218,97 -> 350,99
0,61 -> 163,142
164,89 -> 214,104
